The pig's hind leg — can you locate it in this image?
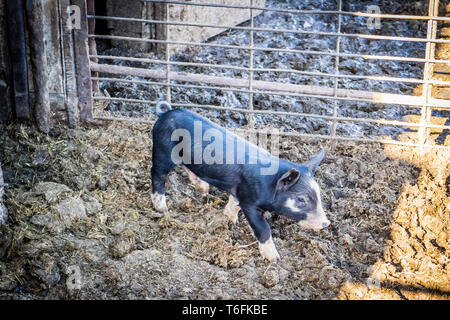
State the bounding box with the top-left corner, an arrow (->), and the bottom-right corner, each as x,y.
151,153 -> 175,213
223,195 -> 240,224
183,167 -> 210,196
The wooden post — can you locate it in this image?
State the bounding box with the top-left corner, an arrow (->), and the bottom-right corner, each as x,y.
5,0 -> 30,120
60,0 -> 79,128
72,0 -> 93,122
90,62 -> 450,109
0,0 -> 13,124
25,0 -> 51,133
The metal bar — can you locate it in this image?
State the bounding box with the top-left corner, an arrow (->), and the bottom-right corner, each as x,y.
139,0 -> 450,22
248,0 -> 254,128
88,34 -> 450,64
165,1 -> 171,102
92,113 -> 450,150
331,0 -> 342,138
92,76 -> 450,110
90,76 -> 430,101
90,62 -> 450,109
91,54 -> 450,86
88,15 -> 450,44
87,0 -> 99,94
418,0 -> 439,146
91,96 -> 450,131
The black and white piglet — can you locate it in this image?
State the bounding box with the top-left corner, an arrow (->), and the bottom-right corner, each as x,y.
151,101 -> 330,262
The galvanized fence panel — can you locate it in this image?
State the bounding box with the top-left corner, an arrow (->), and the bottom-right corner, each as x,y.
83,0 -> 450,149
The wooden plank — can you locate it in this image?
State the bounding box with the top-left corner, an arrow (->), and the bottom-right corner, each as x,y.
43,0 -> 65,111
25,0 -> 51,133
5,0 -> 30,120
60,0 -> 79,128
72,0 -> 93,122
90,62 -> 450,110
0,0 -> 13,123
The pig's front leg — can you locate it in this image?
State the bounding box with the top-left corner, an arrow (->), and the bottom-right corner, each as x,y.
241,205 -> 280,262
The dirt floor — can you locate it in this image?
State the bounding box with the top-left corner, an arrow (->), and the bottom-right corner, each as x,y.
0,120 -> 448,300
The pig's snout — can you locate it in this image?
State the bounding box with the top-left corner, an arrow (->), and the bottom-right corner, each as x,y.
298,214 -> 330,231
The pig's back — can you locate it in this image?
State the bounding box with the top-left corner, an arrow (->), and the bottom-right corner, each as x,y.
154,109 -> 280,194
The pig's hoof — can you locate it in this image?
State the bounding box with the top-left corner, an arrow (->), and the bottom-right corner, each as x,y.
258,237 -> 280,262
184,167 -> 210,196
223,195 -> 240,224
196,181 -> 210,196
151,192 -> 168,212
223,205 -> 239,224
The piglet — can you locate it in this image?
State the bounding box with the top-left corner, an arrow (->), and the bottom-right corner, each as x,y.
151,101 -> 330,262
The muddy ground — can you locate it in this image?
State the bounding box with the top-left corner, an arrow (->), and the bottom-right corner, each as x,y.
0,121 -> 448,300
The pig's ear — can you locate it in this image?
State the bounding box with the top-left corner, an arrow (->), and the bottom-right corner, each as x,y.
276,168 -> 300,192
303,148 -> 325,173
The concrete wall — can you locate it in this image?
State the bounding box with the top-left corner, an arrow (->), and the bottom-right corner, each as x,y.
105,0 -> 153,52
165,0 -> 265,54
103,0 -> 266,54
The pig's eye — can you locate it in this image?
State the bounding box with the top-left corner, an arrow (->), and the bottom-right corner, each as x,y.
296,197 -> 306,206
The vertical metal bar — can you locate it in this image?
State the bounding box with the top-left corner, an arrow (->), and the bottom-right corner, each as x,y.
418,0 -> 439,146
331,0 -> 342,140
248,0 -> 254,128
165,1 -> 171,103
87,0 -> 99,94
0,160 -> 7,225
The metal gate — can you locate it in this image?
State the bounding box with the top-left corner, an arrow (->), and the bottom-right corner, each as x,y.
74,0 -> 450,149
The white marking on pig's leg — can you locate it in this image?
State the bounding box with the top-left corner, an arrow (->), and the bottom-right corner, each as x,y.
223,195 -> 240,224
151,192 -> 168,212
184,167 -> 210,195
258,236 -> 280,262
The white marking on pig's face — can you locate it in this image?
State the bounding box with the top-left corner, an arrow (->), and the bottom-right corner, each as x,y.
151,192 -> 168,212
284,198 -> 300,212
258,236 -> 280,262
298,179 -> 330,230
281,177 -> 330,230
